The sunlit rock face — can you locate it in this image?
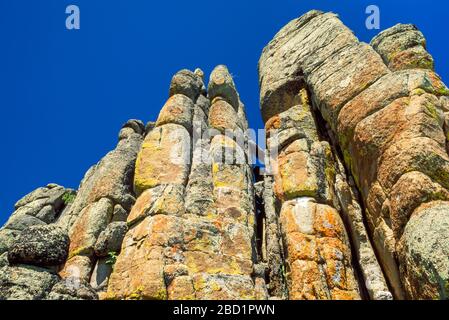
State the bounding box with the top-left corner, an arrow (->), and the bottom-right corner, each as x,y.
259,10 -> 448,300
1,10 -> 448,300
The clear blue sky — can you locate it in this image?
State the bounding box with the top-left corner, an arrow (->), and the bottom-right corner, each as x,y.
1,0 -> 448,225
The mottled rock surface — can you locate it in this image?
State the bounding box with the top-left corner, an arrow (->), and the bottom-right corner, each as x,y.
260,10 -> 448,300
1,10 -> 448,300
48,278 -> 98,300
8,225 -> 69,267
0,184 -> 73,255
0,264 -> 59,300
106,67 -> 264,300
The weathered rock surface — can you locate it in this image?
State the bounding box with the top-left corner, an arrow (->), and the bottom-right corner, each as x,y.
105,67 -> 265,300
1,10 -> 448,300
48,278 -> 98,300
0,264 -> 59,300
262,82 -> 363,299
8,225 -> 69,267
94,222 -> 128,257
398,201 -> 449,299
260,10 -> 448,300
0,184 -> 73,255
371,24 -> 434,71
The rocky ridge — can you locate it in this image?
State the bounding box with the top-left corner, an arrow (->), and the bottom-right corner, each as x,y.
0,10 -> 448,300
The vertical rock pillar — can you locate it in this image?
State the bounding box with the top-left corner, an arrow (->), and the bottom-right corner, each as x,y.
58,120 -> 144,294
260,10 -> 449,300
259,10 -> 392,300
262,84 -> 362,299
107,66 -> 265,300
106,70 -> 200,300
203,65 -> 266,300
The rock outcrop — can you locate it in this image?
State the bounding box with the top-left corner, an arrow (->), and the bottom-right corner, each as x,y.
1,10 -> 448,300
105,66 -> 265,300
0,120 -> 143,300
259,10 -> 449,300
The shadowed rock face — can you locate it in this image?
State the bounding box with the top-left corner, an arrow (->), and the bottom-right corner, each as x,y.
1,10 -> 448,300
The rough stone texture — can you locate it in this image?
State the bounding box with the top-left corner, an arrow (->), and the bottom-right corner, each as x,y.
262,83 -> 361,299
0,264 -> 59,300
56,120 -> 143,289
280,199 -> 360,299
90,258 -> 113,293
134,124 -> 191,195
156,94 -> 194,132
169,69 -> 203,101
397,201 -> 449,300
8,225 -> 69,267
371,24 -> 434,71
334,167 -> 392,300
94,222 -> 128,257
261,173 -> 288,299
106,67 -> 264,300
48,278 -> 98,300
208,65 -> 239,110
260,10 -> 449,300
2,11 -> 449,300
0,184 -> 72,255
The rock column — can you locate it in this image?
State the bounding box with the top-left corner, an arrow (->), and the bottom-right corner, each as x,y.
107,67 -> 265,300
262,84 -> 362,299
259,10 -> 449,300
58,120 -> 144,296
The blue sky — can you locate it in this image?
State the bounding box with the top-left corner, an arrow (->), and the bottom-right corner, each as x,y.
0,0 -> 448,225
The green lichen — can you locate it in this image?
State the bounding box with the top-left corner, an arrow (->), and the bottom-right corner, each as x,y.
417,58 -> 435,70
127,286 -> 145,300
62,192 -> 76,205
411,88 -> 426,96
154,288 -> 168,300
127,286 -> 167,300
325,163 -> 337,184
423,102 -> 441,122
68,246 -> 92,259
285,189 -> 318,200
343,149 -> 353,173
435,86 -> 449,97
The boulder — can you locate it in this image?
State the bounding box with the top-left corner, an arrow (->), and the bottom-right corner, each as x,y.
94,222 -> 128,257
0,264 -> 59,300
8,225 -> 70,266
48,278 -> 98,300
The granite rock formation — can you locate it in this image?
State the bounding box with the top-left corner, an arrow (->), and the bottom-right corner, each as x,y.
1,10 -> 448,300
259,10 -> 449,300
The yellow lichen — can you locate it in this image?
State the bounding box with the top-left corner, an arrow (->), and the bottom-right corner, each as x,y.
68,246 -> 91,259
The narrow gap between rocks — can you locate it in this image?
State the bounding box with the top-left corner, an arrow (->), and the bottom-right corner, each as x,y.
307,89 -> 371,300
253,166 -> 266,263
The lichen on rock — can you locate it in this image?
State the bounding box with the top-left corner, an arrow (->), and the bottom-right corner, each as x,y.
1,9 -> 448,300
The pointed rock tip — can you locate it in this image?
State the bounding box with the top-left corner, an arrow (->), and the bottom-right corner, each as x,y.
208,65 -> 239,110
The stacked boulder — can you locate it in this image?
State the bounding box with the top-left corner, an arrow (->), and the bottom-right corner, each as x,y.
0,185 -> 73,299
